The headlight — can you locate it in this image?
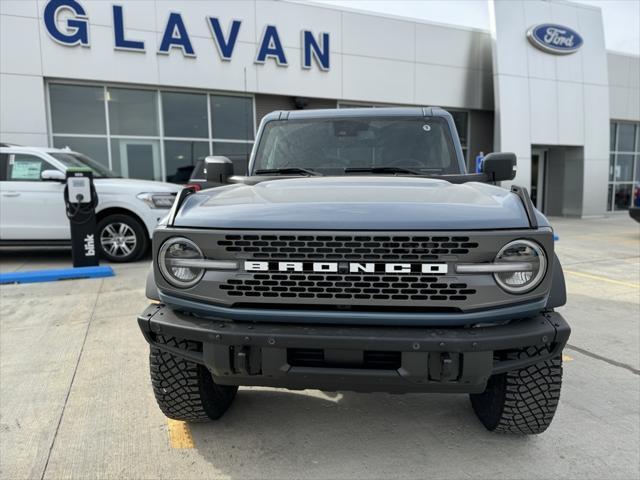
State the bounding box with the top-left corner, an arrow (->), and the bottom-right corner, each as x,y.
158,237 -> 205,288
493,239 -> 547,294
137,192 -> 176,209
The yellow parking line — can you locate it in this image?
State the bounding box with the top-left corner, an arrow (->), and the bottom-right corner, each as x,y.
564,270 -> 640,289
562,354 -> 574,362
167,419 -> 195,449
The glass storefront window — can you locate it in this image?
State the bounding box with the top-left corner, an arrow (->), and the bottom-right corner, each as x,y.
164,140 -> 209,183
613,184 -> 632,211
52,136 -> 110,169
49,84 -> 106,135
162,92 -> 208,138
108,88 -> 159,137
110,138 -> 161,181
211,95 -> 254,140
617,123 -> 636,152
48,82 -> 255,183
609,121 -> 640,211
614,154 -> 634,182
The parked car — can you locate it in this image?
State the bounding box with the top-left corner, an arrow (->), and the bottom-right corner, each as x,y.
0,145 -> 180,262
139,108 -> 570,434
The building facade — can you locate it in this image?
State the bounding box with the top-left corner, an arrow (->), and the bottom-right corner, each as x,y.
1,0 -> 638,215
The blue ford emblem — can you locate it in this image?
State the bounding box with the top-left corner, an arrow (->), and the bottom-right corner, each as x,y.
527,24 -> 583,55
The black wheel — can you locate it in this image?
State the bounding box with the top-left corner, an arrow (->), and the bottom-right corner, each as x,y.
97,214 -> 147,262
149,335 -> 238,422
470,346 -> 563,434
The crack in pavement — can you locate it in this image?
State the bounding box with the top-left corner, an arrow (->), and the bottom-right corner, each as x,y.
38,279 -> 104,480
566,343 -> 640,376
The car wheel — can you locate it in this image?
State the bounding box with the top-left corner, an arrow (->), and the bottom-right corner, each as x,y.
97,214 -> 148,263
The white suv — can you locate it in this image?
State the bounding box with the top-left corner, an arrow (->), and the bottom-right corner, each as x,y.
0,145 -> 180,262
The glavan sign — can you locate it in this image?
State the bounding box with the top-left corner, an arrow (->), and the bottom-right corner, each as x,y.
526,24 -> 583,55
43,0 -> 330,70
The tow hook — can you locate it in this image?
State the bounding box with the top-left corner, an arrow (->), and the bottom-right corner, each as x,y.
440,353 -> 454,381
235,346 -> 251,375
233,346 -> 261,375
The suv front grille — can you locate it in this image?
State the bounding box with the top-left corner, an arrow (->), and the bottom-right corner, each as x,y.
157,228 -> 554,313
220,273 -> 477,302
218,234 -> 479,261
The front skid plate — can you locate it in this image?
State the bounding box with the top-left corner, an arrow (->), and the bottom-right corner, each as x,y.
138,305 -> 570,393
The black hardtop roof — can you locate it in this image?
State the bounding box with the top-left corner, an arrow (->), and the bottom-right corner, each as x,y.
261,106 -> 451,122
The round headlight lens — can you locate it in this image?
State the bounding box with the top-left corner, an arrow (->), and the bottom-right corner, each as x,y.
158,237 -> 205,288
494,240 -> 547,294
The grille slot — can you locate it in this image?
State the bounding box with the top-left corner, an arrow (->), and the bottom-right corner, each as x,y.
287,348 -> 402,370
220,273 -> 477,301
218,234 -> 479,260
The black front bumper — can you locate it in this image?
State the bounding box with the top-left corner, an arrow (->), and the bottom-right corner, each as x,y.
138,304 -> 570,394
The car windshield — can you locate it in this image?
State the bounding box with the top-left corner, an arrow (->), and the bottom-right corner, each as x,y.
49,152 -> 117,178
253,116 -> 460,175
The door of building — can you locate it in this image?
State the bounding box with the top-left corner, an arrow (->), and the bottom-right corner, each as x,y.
531,149 -> 548,212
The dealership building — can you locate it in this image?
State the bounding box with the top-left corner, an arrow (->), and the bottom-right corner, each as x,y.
1,0 -> 638,216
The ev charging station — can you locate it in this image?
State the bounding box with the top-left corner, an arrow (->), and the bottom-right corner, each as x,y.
0,167 -> 115,285
64,167 -> 99,267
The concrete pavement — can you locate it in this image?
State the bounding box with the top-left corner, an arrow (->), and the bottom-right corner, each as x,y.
0,215 -> 638,480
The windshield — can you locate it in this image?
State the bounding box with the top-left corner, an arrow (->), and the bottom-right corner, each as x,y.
50,152 -> 117,178
253,116 -> 460,175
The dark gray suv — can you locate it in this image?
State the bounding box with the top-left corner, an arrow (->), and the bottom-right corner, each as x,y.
138,107 -> 570,434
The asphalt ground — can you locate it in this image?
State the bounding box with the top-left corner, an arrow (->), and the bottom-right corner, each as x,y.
0,215 -> 638,480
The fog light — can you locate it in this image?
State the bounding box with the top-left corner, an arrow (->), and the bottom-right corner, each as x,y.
494,240 -> 547,294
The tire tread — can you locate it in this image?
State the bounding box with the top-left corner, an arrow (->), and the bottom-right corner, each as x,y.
470,346 -> 563,434
149,335 -> 237,422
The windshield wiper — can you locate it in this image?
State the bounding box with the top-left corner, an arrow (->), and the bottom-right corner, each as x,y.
344,166 -> 423,175
254,167 -> 322,176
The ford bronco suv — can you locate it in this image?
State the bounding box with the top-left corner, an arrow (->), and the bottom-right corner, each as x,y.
138,108 -> 570,434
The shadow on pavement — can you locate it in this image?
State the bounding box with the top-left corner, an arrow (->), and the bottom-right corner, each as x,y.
188,388 -> 532,478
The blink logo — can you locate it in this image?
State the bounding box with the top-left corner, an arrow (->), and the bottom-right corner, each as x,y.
84,234 -> 95,257
43,0 -> 330,70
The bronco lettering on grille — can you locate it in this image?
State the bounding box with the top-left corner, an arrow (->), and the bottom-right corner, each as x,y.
244,261 -> 448,274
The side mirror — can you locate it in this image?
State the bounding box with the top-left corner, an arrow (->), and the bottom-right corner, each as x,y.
41,169 -> 65,182
205,156 -> 234,184
481,152 -> 516,182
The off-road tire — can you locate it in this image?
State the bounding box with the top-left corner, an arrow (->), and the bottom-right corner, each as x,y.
97,213 -> 148,263
470,346 -> 563,434
149,335 -> 238,422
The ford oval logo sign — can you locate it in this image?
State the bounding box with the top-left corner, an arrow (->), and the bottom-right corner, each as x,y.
527,24 -> 583,55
